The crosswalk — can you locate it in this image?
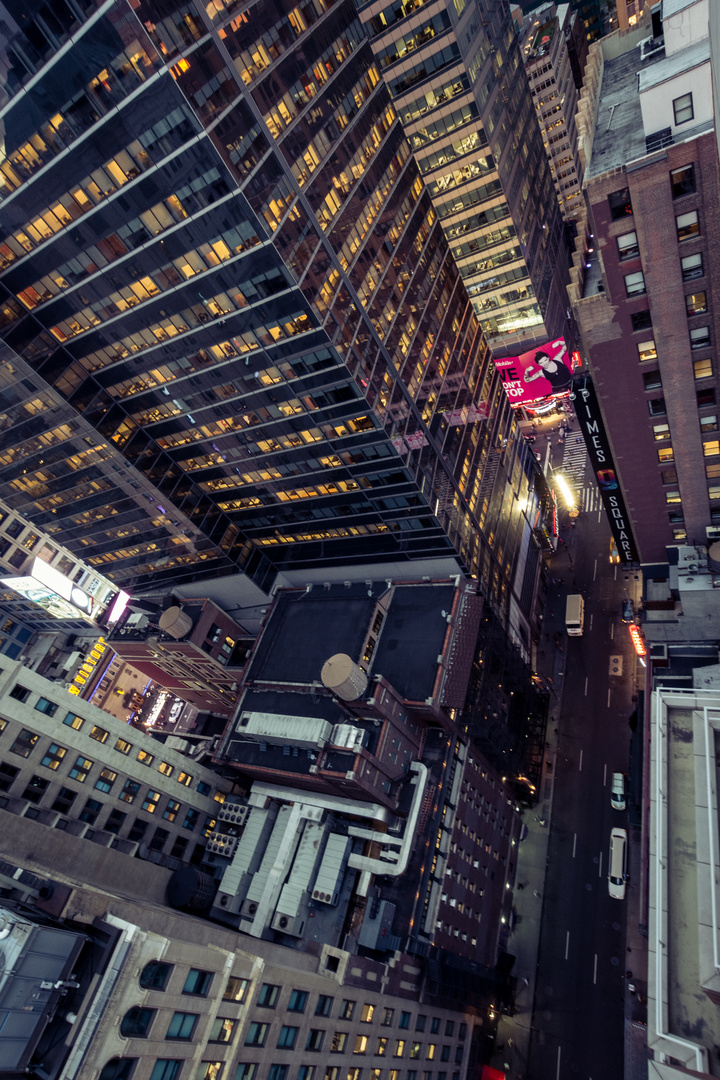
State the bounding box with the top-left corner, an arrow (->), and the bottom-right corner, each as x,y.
559,433 -> 602,514
560,432 -> 587,484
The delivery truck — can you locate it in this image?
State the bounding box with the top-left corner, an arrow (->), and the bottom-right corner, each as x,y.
565,593 -> 584,636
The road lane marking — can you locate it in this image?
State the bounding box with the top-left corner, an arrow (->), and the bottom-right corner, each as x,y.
597,507 -> 602,522
598,850 -> 603,877
607,687 -> 611,708
610,622 -> 614,639
614,564 -> 618,580
593,953 -> 598,984
579,749 -> 583,772
572,833 -> 577,858
565,930 -> 570,960
584,676 -> 589,696
593,558 -> 597,581
603,763 -> 607,786
590,612 -> 593,631
556,1045 -> 562,1080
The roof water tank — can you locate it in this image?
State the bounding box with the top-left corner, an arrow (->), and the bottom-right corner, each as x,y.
321,653 -> 368,700
159,606 -> 193,638
708,541 -> 720,574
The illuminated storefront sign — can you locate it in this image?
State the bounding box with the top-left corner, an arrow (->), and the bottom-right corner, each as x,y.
628,624 -> 646,657
494,338 -> 572,409
574,379 -> 639,564
68,636 -> 108,696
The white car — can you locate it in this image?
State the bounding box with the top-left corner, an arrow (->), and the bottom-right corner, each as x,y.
611,772 -> 626,811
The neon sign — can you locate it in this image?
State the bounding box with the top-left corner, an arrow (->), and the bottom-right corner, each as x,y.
628,624 -> 646,657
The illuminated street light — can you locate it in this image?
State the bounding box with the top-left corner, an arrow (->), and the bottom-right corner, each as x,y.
554,472 -> 577,511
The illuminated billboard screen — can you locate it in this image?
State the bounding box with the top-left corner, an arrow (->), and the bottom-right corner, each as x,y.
0,576 -> 87,621
494,338 -> 572,409
1,557 -> 94,620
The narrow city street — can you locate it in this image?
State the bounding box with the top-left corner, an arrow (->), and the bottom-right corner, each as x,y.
526,437 -> 644,1079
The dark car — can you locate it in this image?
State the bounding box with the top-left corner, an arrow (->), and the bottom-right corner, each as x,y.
621,598 -> 634,623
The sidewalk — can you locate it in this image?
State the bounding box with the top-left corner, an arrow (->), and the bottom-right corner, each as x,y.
486,544 -> 574,1080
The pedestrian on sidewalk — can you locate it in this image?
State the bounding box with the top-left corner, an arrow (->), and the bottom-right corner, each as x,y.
533,889 -> 541,898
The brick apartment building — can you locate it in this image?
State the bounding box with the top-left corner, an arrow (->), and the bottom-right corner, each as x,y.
570,0 -> 720,563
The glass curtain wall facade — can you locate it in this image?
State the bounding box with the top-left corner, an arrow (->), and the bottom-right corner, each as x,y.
0,0 -> 539,636
357,0 -> 570,352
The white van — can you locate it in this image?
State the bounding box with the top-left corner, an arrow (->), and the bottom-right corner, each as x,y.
608,828 -> 628,899
565,594 -> 584,636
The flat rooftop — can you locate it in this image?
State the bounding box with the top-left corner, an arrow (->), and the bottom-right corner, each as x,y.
585,43 -> 660,179
649,689 -> 720,1072
371,583 -> 455,699
247,581 -> 456,701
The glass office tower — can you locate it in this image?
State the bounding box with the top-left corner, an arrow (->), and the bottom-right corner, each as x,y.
0,0 -> 536,622
357,0 -> 571,353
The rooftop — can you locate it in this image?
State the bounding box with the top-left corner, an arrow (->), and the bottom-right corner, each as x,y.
248,581 -> 456,700
638,34 -> 709,91
585,43 -> 662,179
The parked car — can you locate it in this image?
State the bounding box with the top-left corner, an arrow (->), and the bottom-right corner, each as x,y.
610,772 -> 626,811
608,828 -> 628,899
621,598 -> 634,622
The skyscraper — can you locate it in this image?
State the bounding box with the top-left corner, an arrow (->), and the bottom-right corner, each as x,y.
0,0 -> 540,632
358,0 -> 571,352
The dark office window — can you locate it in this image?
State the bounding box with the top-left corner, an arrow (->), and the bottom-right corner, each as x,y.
277,1026 -> 298,1049
166,1012 -> 198,1040
690,326 -> 711,350
149,1063 -> 182,1080
34,696 -> 58,716
268,1068 -> 287,1080
170,836 -> 188,858
128,819 -> 148,842
608,188 -> 632,220
648,398 -> 666,416
105,809 -> 127,834
698,388 -> 716,406
79,797 -> 103,824
9,684 -> 30,702
245,1023 -> 268,1047
183,969 -> 212,996
642,370 -> 662,391
149,827 -> 169,852
140,961 -> 174,990
400,1012 -> 411,1030
288,990 -> 308,1013
51,786 -> 76,813
316,995 -> 333,1017
661,468 -> 678,485
22,775 -> 49,804
257,983 -> 280,1007
671,163 -> 696,197
630,310 -> 652,332
98,1060 -> 138,1080
305,1030 -> 324,1052
182,808 -> 199,831
430,1018 -> 441,1035
120,1007 -> 156,1038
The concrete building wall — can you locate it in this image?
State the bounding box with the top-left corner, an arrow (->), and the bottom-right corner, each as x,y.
0,659 -> 229,858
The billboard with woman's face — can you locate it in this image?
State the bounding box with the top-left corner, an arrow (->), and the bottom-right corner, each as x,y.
493,338 -> 572,408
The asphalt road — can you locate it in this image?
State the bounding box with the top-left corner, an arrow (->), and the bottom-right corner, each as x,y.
527,457 -> 641,1078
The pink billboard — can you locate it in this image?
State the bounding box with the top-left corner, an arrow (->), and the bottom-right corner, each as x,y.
494,338 -> 572,408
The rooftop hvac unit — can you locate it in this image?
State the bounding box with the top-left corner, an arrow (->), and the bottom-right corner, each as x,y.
206,833 -> 238,857
218,803 -> 249,826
